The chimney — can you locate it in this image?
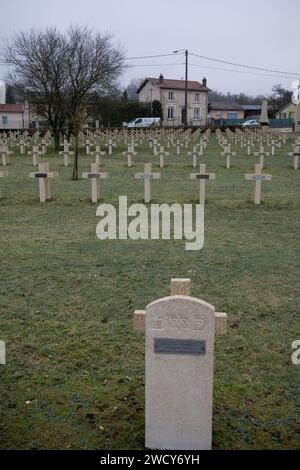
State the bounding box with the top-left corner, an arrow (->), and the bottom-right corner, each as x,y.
159,73 -> 164,84
202,77 -> 207,87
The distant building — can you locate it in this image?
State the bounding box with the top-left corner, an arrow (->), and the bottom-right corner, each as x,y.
208,102 -> 245,120
0,103 -> 30,129
275,102 -> 296,120
137,74 -> 210,126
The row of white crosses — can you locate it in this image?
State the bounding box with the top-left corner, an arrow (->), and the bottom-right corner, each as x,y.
3,158 -> 272,206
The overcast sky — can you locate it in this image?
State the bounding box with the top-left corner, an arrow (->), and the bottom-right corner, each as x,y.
1,0 -> 299,96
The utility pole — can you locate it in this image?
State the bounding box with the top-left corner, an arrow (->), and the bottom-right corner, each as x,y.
184,49 -> 188,127
174,49 -> 189,126
150,88 -> 153,117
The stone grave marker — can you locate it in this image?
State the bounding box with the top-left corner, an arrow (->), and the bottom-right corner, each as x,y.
29,162 -> 56,202
28,146 -> 42,167
190,163 -> 215,204
288,147 -> 300,170
245,163 -> 272,205
158,145 -> 169,168
134,163 -> 161,203
122,143 -> 137,167
134,278 -> 227,450
82,163 -> 108,203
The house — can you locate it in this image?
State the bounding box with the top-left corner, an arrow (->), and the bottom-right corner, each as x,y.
137,74 -> 210,126
0,103 -> 30,129
275,102 -> 296,120
208,102 -> 245,121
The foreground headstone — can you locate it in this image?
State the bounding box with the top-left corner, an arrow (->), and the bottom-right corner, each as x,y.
29,162 -> 56,202
190,163 -> 215,204
82,163 -> 108,203
245,164 -> 272,205
134,163 -> 161,203
134,278 -> 227,450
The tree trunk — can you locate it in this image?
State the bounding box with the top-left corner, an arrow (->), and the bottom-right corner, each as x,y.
53,128 -> 61,151
72,133 -> 79,180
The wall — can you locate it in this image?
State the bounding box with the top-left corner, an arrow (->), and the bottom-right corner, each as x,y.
209,109 -> 245,120
0,110 -> 30,129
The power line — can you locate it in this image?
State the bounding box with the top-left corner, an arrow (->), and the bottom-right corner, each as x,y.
189,62 -> 298,79
189,52 -> 300,77
125,52 -> 182,60
128,62 -> 185,67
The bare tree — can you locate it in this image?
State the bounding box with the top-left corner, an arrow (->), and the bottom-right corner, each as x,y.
63,26 -> 125,179
5,28 -> 68,150
126,78 -> 144,100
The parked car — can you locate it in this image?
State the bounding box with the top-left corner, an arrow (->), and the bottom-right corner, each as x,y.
241,119 -> 260,128
125,117 -> 161,128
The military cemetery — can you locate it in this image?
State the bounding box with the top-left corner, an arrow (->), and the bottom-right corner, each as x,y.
0,0 -> 299,457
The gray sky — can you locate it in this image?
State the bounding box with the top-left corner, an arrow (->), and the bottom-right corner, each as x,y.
1,0 -> 299,96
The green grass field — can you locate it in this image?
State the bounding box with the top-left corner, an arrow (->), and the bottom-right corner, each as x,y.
0,133 -> 299,449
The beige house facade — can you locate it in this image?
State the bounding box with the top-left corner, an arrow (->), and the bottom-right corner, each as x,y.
0,103 -> 30,129
137,75 -> 210,126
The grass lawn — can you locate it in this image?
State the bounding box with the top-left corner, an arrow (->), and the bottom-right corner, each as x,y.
0,132 -> 299,450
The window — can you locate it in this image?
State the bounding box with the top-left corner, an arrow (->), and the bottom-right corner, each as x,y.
227,112 -> 237,119
216,111 -> 222,119
135,118 -> 142,124
2,116 -> 8,125
194,93 -> 200,103
167,107 -> 175,119
193,108 -> 200,120
168,91 -> 174,101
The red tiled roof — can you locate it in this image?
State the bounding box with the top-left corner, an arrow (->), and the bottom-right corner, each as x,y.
137,77 -> 210,93
0,104 -> 23,113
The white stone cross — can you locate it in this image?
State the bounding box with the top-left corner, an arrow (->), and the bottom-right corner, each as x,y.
59,144 -> 74,167
28,146 -> 42,167
0,145 -> 13,166
158,145 -> 169,168
254,146 -> 270,168
92,145 -> 106,166
221,146 -> 236,169
288,147 -> 300,170
82,163 -> 108,203
190,163 -> 216,204
245,164 -> 272,205
188,146 -> 199,168
122,143 -> 137,167
30,162 -> 56,203
105,138 -> 116,156
134,163 -> 161,203
134,278 -> 227,450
